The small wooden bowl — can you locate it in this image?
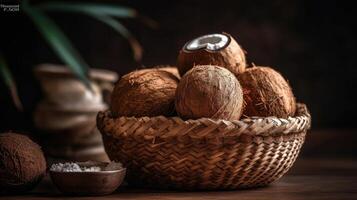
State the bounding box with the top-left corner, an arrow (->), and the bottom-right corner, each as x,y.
50,161 -> 126,196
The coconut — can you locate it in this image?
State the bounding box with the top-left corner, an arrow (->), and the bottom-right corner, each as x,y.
237,66 -> 296,118
177,33 -> 246,76
175,65 -> 243,120
0,133 -> 47,194
110,69 -> 179,117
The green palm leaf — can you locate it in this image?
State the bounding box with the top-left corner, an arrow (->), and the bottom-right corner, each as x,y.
37,1 -> 143,61
37,1 -> 137,18
37,1 -> 158,29
22,1 -> 91,88
0,55 -> 23,110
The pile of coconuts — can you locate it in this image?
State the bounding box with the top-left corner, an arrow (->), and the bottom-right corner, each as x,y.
110,32 -> 296,120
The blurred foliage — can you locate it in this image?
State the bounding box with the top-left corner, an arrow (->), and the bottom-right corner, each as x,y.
1,0 -> 147,109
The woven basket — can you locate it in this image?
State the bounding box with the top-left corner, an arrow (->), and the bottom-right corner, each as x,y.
97,103 -> 311,190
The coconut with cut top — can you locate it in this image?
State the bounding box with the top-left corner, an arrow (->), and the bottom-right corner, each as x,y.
177,33 -> 246,76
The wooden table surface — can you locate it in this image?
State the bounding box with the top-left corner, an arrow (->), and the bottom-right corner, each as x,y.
1,157 -> 357,200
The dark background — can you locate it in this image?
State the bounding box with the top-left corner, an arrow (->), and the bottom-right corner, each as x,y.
0,0 -> 356,142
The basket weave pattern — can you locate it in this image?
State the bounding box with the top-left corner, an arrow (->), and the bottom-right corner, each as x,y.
97,103 -> 311,189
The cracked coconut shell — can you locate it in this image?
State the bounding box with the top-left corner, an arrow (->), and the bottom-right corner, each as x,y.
237,66 -> 296,118
177,33 -> 246,76
175,65 -> 243,120
0,133 -> 46,194
110,69 -> 179,117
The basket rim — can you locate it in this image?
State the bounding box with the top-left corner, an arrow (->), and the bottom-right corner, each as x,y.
97,103 -> 311,138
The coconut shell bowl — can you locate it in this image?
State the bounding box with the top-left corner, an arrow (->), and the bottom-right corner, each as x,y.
97,103 -> 310,190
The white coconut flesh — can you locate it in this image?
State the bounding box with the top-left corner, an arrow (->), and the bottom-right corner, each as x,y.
185,33 -> 230,51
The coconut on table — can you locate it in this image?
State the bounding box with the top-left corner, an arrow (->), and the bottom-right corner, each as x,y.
0,133 -> 46,194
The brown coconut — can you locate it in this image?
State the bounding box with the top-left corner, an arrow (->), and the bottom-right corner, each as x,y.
175,65 -> 243,120
110,69 -> 179,117
177,33 -> 246,76
0,133 -> 47,194
238,66 -> 296,118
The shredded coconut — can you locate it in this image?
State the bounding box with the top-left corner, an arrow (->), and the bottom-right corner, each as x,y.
50,162 -> 101,172
50,161 -> 122,172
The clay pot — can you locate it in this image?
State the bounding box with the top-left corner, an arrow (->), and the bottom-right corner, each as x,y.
33,64 -> 118,161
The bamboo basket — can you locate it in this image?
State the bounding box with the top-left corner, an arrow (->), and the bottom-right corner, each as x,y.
97,103 -> 311,190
